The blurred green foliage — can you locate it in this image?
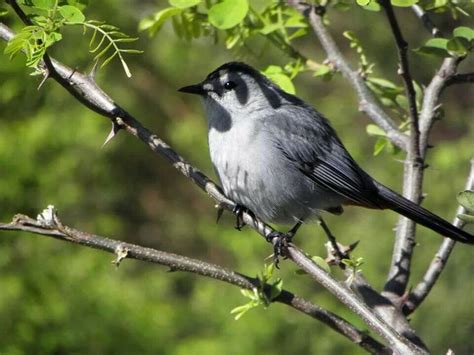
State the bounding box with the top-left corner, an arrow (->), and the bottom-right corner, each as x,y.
0,0 -> 473,354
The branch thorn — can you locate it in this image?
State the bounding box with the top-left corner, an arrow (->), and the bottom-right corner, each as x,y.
102,121 -> 121,147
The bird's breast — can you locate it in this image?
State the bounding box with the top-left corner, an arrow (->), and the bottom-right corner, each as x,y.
207,120 -> 334,224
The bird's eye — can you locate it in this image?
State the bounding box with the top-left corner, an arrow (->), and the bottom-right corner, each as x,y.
224,81 -> 237,90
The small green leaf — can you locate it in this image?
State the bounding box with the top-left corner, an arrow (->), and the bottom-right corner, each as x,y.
169,0 -> 201,8
391,0 -> 418,7
362,1 -> 381,11
414,38 -> 449,57
458,214 -> 474,223
453,26 -> 474,42
208,0 -> 249,30
269,279 -> 283,300
0,7 -> 8,16
139,7 -> 183,34
457,190 -> 474,213
313,64 -> 331,77
59,5 -> 86,23
366,124 -> 387,137
32,0 -> 56,9
447,37 -> 470,56
266,73 -> 295,94
373,138 -> 387,156
356,0 -> 371,5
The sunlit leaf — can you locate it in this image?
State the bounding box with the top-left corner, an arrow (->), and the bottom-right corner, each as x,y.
208,0 -> 249,30
446,37 -> 470,56
453,26 -> 474,42
59,5 -> 86,23
414,38 -> 449,57
457,190 -> 474,213
169,0 -> 201,8
391,0 -> 418,6
139,7 -> 183,35
31,0 -> 56,9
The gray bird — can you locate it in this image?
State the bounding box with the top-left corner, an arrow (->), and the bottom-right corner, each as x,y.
179,62 -> 473,251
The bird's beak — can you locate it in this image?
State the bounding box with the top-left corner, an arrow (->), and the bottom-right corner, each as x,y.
178,83 -> 207,96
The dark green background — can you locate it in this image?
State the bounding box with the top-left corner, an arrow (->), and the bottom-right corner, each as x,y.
0,1 -> 473,354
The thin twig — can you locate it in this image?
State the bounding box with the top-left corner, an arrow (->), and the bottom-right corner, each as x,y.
0,213 -> 389,355
445,72 -> 474,87
380,0 -> 420,160
411,4 -> 443,37
404,158 -> 474,315
287,1 -> 409,151
0,18 -> 416,352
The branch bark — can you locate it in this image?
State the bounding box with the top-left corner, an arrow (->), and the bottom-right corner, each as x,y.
404,158 -> 474,314
380,1 -> 424,302
0,212 -> 389,355
0,18 -> 424,353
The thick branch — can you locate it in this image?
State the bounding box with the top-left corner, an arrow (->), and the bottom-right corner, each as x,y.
383,40 -> 463,300
0,20 -> 419,352
380,0 -> 424,301
287,1 -> 409,151
404,158 -> 474,314
0,213 -> 388,355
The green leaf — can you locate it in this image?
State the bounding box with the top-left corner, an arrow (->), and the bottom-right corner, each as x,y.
362,1 -> 381,11
391,0 -> 418,7
169,0 -> 201,8
453,26 -> 474,42
59,5 -> 86,23
447,37 -> 470,56
356,0 -> 371,5
0,7 -> 8,16
139,7 -> 183,34
32,0 -> 56,9
366,124 -> 386,137
266,72 -> 295,94
373,138 -> 387,156
208,0 -> 249,30
313,64 -> 331,77
414,38 -> 449,57
458,214 -> 474,223
457,190 -> 474,213
269,279 -> 283,300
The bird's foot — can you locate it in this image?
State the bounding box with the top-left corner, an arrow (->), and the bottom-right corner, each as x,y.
266,231 -> 293,268
232,204 -> 252,231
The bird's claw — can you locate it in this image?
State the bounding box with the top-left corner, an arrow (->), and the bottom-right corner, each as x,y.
232,204 -> 250,231
266,231 -> 293,268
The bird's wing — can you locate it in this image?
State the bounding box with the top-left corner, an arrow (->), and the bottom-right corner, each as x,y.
262,105 -> 383,209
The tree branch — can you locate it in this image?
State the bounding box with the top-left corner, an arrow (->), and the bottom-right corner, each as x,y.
380,0 -> 420,159
445,72 -> 474,87
288,246 -> 427,354
383,28 -> 464,300
287,1 -> 409,151
0,212 -> 389,355
380,0 -> 424,302
404,158 -> 474,315
410,4 -> 443,37
0,19 -> 423,353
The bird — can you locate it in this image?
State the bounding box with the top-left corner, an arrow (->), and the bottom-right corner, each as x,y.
178,61 -> 474,255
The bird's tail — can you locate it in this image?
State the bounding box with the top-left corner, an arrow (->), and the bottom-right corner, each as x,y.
374,181 -> 474,244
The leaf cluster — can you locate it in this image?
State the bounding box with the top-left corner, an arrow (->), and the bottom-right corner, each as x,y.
4,0 -> 141,77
